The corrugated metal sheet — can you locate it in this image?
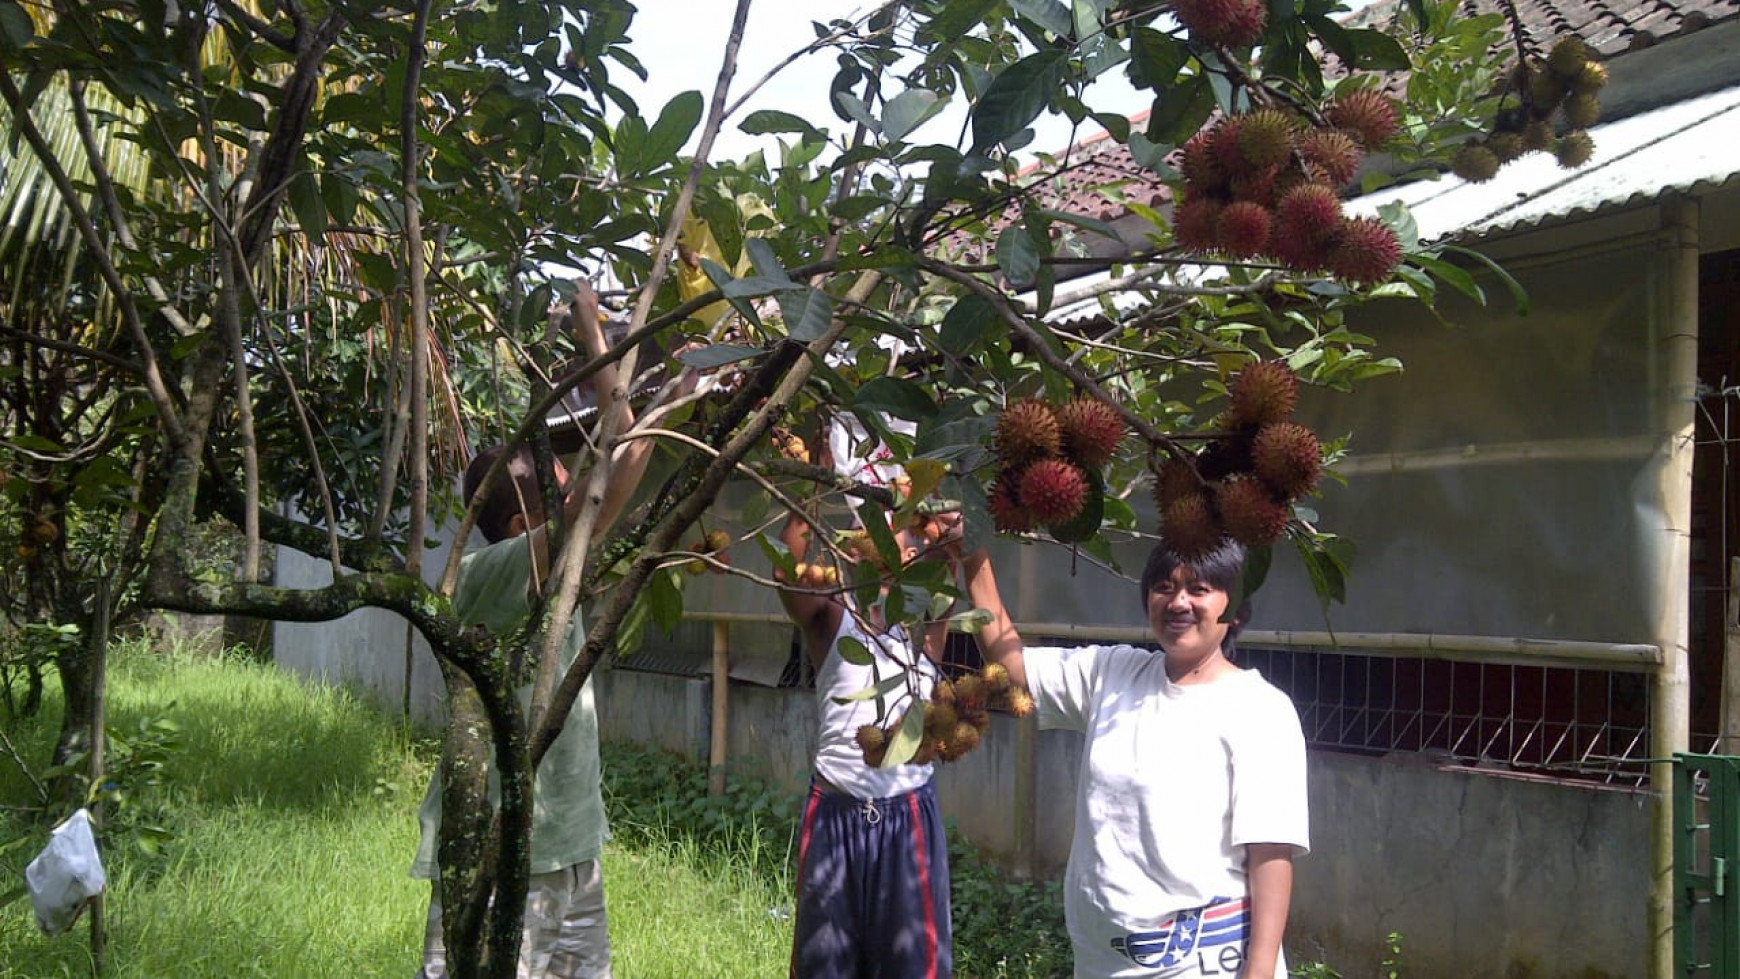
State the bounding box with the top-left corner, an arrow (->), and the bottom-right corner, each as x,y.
1352,82 -> 1740,241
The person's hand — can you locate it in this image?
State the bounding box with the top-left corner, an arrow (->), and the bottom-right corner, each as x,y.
668,341 -> 706,399
571,278 -> 600,330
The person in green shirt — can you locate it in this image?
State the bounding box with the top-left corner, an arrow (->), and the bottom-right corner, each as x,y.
412,281 -> 697,979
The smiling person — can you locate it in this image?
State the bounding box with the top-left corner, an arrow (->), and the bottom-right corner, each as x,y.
961,537 -> 1309,979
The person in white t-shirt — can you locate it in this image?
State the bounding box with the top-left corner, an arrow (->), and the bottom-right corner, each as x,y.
962,537 -> 1309,979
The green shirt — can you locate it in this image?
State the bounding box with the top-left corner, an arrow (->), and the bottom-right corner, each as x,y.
411,534 -> 608,878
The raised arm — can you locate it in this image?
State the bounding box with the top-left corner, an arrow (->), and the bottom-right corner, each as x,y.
961,548 -> 1029,691
776,509 -> 841,669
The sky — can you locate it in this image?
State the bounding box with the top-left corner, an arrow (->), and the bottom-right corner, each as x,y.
614,0 -> 1151,165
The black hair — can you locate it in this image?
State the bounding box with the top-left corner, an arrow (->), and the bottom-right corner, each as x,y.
1140,537 -> 1253,657
463,446 -> 543,543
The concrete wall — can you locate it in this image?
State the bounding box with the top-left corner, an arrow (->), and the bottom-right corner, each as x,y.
597,668 -> 1648,979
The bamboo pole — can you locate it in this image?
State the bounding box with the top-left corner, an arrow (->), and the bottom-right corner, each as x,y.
1724,557 -> 1740,753
681,610 -> 1660,671
709,620 -> 730,797
89,579 -> 110,976
1334,435 -> 1656,476
1648,196 -> 1699,979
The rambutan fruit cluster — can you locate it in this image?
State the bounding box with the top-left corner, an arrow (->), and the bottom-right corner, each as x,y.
1172,94 -> 1403,285
855,662 -> 1034,768
990,397 -> 1126,538
1152,361 -> 1325,559
1454,37 -> 1607,182
1173,0 -> 1269,48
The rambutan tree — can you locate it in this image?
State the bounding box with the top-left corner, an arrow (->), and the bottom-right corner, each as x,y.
0,0 -> 1576,973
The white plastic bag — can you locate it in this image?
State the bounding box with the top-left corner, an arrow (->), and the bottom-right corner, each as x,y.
24,808 -> 106,935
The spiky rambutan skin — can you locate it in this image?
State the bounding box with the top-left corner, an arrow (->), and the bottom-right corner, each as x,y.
1174,0 -> 1268,48
1019,459 -> 1090,524
1548,37 -> 1589,78
1451,144 -> 1501,183
981,662 -> 1012,695
1216,201 -> 1272,259
910,737 -> 939,766
1161,492 -> 1225,561
1056,398 -> 1126,468
1275,184 -> 1343,243
1173,197 -> 1223,253
1487,131 -> 1524,163
862,740 -> 889,768
1007,688 -> 1036,718
1153,456 -> 1203,511
924,701 -> 961,740
1252,421 -> 1323,498
994,399 -> 1061,465
1227,361 -> 1299,430
931,679 -> 956,705
1239,109 -> 1298,170
1571,61 -> 1608,95
1298,128 -> 1362,187
1208,117 -> 1248,174
988,471 -> 1039,535
938,721 -> 981,762
953,674 -> 989,712
1527,67 -> 1567,112
1521,120 -> 1554,152
1556,130 -> 1595,169
1180,130 -> 1227,192
1215,476 -> 1292,546
856,724 -> 888,755
1271,229 -> 1336,274
1563,93 -> 1601,129
1228,166 -> 1282,207
1325,90 -> 1399,149
1328,216 -> 1402,285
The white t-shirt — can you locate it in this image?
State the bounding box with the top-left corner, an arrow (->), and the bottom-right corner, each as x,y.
1025,644 -> 1310,978
813,610 -> 937,799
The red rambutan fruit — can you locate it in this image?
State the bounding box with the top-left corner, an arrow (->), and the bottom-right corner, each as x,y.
989,471 -> 1039,535
1298,128 -> 1363,186
856,724 -> 887,754
1327,216 -> 1402,285
1019,459 -> 1090,524
1451,144 -> 1501,183
1228,166 -> 1282,207
1174,0 -> 1268,48
1239,109 -> 1298,170
1275,183 -> 1343,239
953,674 -> 988,712
1226,361 -> 1299,430
1173,197 -> 1223,253
1056,398 -> 1126,468
1161,491 -> 1225,561
924,701 -> 961,740
1006,688 -> 1036,717
1154,455 -> 1204,510
1208,117 -> 1248,174
981,662 -> 1012,695
994,399 -> 1061,465
1215,476 -> 1292,546
1180,130 -> 1226,191
1556,130 -> 1595,168
1252,421 -> 1323,498
1216,201 -> 1273,259
1325,90 -> 1399,150
939,720 -> 981,761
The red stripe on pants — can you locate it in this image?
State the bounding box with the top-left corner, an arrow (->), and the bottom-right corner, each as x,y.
789,787 -> 824,979
908,792 -> 940,979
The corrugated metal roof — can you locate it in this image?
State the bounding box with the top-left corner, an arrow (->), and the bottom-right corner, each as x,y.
1350,82 -> 1740,241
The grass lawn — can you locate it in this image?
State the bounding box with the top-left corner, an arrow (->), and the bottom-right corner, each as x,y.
1,643 -> 1068,978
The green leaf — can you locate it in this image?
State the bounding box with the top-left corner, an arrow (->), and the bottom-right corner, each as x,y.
831,671 -> 908,701
1377,201 -> 1420,252
882,89 -> 948,142
740,109 -> 824,143
995,225 -> 1041,287
923,0 -> 1002,44
1128,132 -> 1175,172
647,568 -> 685,634
744,239 -> 790,282
882,694 -> 930,766
855,376 -> 938,422
972,50 -> 1066,152
0,0 -> 34,49
287,168 -> 327,244
1128,27 -> 1188,91
1345,29 -> 1412,71
1408,255 -> 1485,306
778,288 -> 835,342
1228,544 -> 1272,620
1144,73 -> 1216,145
938,295 -> 999,353
833,92 -> 881,133
699,258 -> 764,329
1440,245 -> 1530,315
1040,208 -> 1121,242
677,343 -> 764,370
832,194 -> 892,221
949,607 -> 994,633
1011,0 -> 1073,36
646,90 -> 704,162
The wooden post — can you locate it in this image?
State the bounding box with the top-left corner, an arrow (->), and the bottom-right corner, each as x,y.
1649,196 -> 1699,979
1721,557 -> 1740,754
709,620 -> 729,796
1012,546 -> 1042,878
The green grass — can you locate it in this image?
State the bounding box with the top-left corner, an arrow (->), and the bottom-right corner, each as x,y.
1,641 -> 1068,977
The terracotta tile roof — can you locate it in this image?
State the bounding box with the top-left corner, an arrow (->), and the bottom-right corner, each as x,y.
984,0 -> 1738,238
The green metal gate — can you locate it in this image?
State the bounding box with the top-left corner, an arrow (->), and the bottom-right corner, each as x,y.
1676,753 -> 1740,976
